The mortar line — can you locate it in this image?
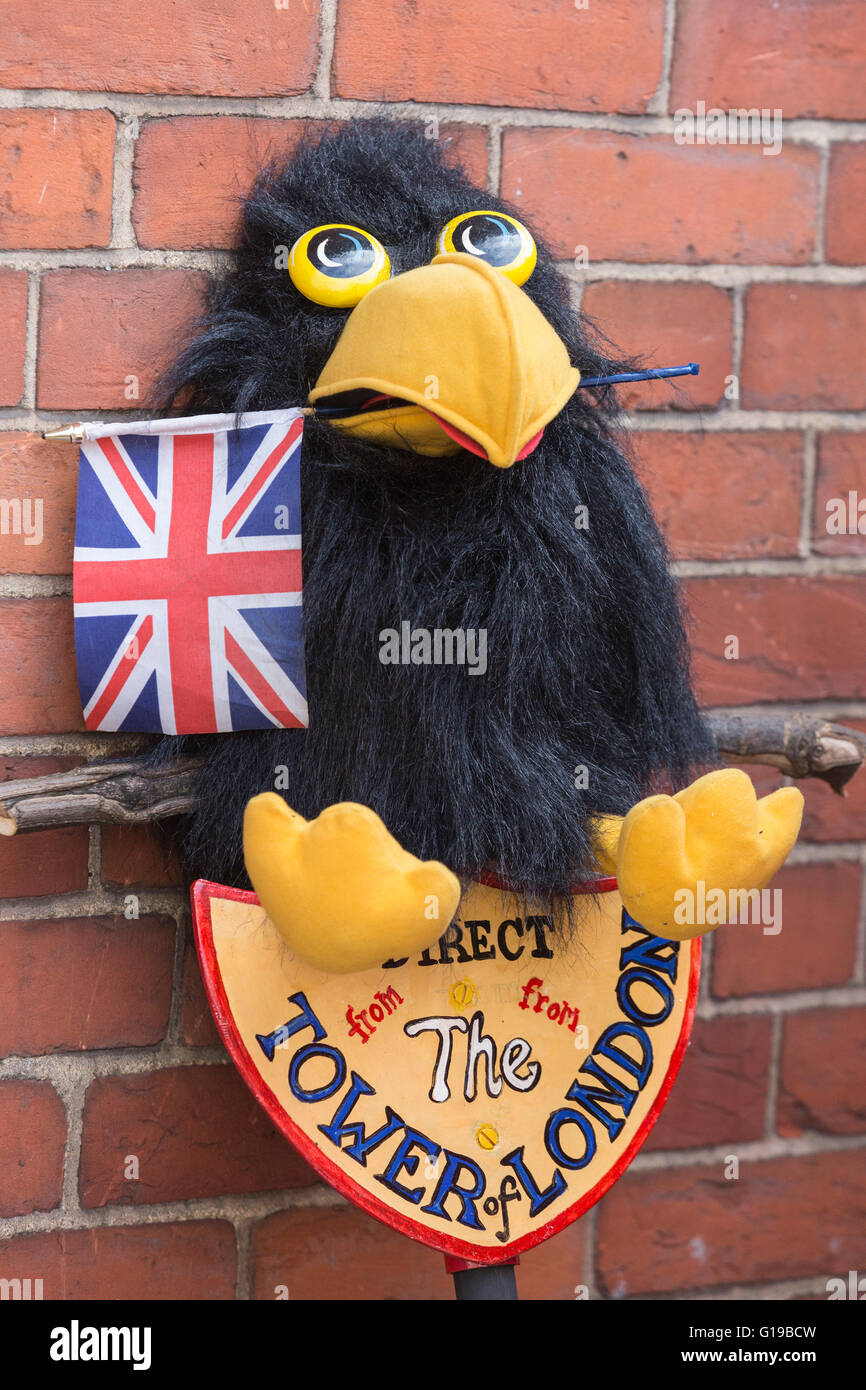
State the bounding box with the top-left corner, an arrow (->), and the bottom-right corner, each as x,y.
312,0 -> 339,102
3,88 -> 866,142
730,283 -> 744,413
487,122 -> 502,196
816,141 -> 831,265
800,427 -> 818,559
22,271 -> 40,411
764,1010 -> 784,1140
645,0 -> 677,118
111,112 -> 139,250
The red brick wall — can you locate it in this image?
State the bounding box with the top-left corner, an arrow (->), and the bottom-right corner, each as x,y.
1,0 -> 865,1301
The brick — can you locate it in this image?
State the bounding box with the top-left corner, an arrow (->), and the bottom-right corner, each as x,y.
0,110 -> 114,250
37,269 -> 208,411
644,1016 -> 771,1151
0,1080 -> 65,1217
685,576 -> 866,705
249,1202 -> 585,1301
812,433 -> 866,557
132,118 -> 488,251
827,145 -> 866,265
0,824 -> 88,899
251,1205 -> 449,1301
712,861 -> 860,999
101,824 -> 182,889
0,599 -> 83,733
779,1007 -> 866,1138
582,283 -> 732,410
671,0 -> 866,120
0,758 -> 89,899
800,718 -> 866,843
181,938 -> 222,1047
742,285 -> 866,411
0,1221 -> 236,1299
0,272 -> 28,405
634,431 -> 802,561
79,1064 -> 315,1207
597,1149 -> 866,1295
501,129 -> 819,264
0,0 -> 318,98
334,0 -> 664,113
0,433 -> 77,574
0,915 -> 174,1057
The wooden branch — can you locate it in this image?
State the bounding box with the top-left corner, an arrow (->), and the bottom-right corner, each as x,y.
0,757 -> 203,836
0,713 -> 863,836
710,711 -> 866,794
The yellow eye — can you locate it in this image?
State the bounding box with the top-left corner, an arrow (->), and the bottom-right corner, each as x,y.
288,223 -> 391,307
436,210 -> 537,286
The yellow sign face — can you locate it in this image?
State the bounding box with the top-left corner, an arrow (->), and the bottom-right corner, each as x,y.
193,879 -> 699,1263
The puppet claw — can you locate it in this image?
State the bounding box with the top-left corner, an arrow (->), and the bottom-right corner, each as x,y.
243,793 -> 460,974
614,769 -> 803,941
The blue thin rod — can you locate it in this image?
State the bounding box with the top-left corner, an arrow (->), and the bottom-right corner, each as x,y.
579,362 -> 700,388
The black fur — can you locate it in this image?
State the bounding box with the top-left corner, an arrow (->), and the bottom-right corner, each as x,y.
155,119 -> 716,911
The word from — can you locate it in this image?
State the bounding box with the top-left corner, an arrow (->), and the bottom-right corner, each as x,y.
346,986 -> 404,1044
519,976 -> 581,1031
826,492 -> 866,535
673,102 -> 783,156
404,1009 -> 542,1102
378,622 -> 487,675
384,915 -> 556,969
673,882 -> 782,936
50,1321 -> 152,1372
0,496 -> 43,545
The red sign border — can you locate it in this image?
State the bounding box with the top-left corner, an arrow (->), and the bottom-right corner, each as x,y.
192,878 -> 701,1264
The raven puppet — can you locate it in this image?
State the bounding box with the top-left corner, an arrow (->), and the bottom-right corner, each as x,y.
157,120 -> 802,972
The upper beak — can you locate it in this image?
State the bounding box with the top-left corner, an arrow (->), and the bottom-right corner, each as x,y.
308,252 -> 580,468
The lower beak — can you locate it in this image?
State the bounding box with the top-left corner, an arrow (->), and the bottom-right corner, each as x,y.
308,252 -> 580,469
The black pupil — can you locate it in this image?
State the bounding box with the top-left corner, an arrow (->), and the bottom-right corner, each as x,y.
308,228 -> 376,278
452,215 -> 521,266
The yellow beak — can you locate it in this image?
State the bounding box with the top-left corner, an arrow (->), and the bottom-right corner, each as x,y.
308,252 -> 580,469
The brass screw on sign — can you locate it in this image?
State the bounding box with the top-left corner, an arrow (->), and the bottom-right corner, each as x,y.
475,1123 -> 499,1151
448,977 -> 478,1011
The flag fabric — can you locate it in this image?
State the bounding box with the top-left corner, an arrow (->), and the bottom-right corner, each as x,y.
73,409 -> 308,734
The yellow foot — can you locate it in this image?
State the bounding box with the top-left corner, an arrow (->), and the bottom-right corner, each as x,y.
614,768 -> 804,940
243,793 -> 461,974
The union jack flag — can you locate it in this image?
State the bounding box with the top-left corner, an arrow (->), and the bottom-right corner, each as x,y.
73,409 -> 308,734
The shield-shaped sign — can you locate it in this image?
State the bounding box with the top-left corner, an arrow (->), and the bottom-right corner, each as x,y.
192,876 -> 699,1263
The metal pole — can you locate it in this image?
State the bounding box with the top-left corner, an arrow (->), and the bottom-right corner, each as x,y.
444,1254 -> 519,1300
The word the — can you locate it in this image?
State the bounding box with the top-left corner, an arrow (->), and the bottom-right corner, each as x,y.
50,1321 -> 152,1372
673,882 -> 782,936
379,622 -> 487,675
519,976 -> 581,1031
346,986 -> 404,1044
405,1009 -> 541,1102
826,492 -> 866,535
673,102 -> 783,156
